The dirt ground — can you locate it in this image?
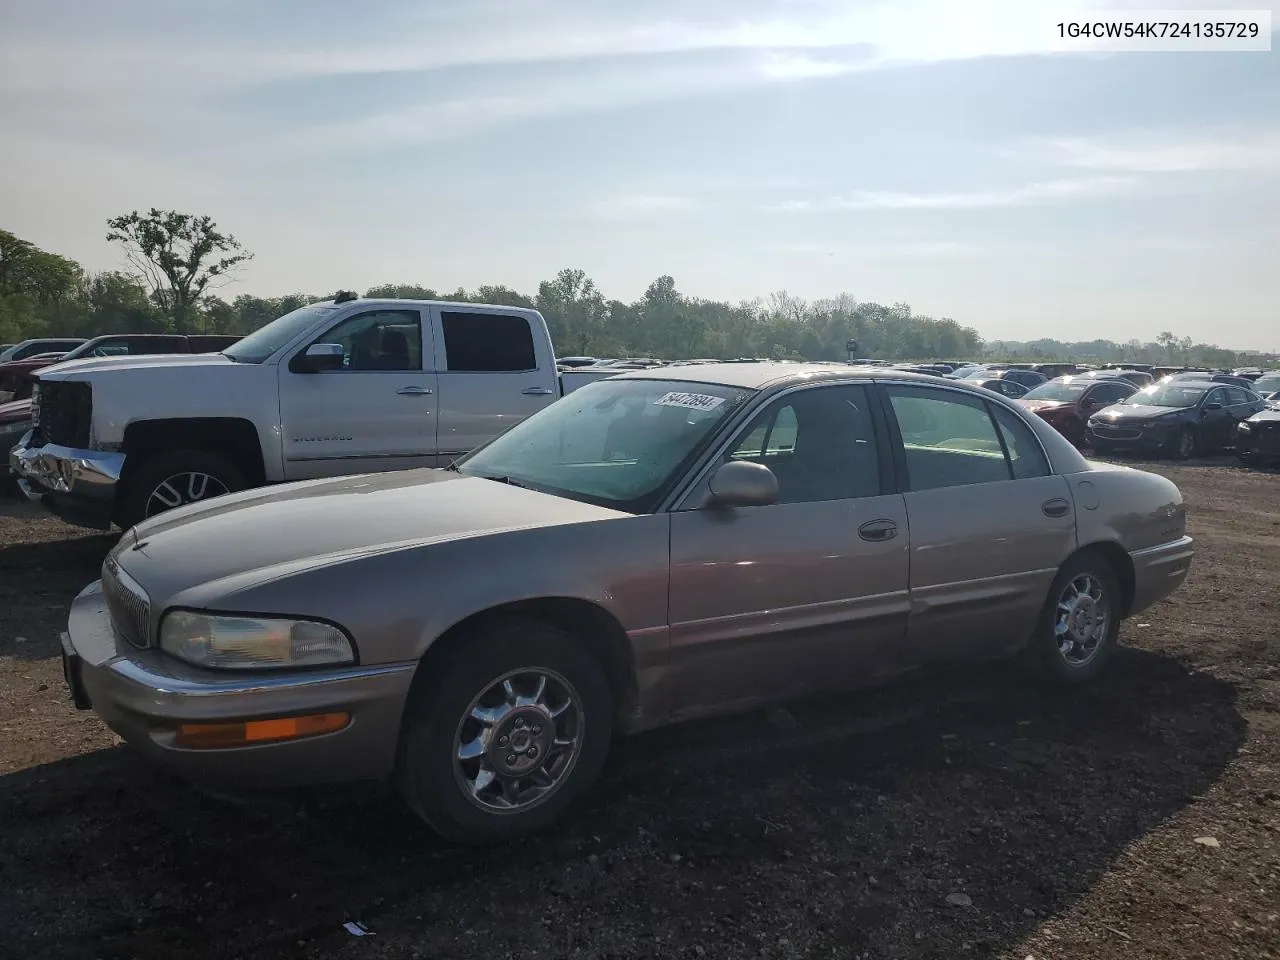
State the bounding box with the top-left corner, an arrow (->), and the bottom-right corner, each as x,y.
1,457 -> 1278,960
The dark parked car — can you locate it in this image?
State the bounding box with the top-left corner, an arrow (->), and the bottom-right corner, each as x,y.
1245,372 -> 1280,397
1080,369 -> 1155,389
964,368 -> 1047,390
1237,406 -> 1280,466
1089,381 -> 1267,459
0,338 -> 86,364
1018,376 -> 1137,447
0,333 -> 242,403
971,377 -> 1029,399
1166,371 -> 1255,390
1030,363 -> 1080,379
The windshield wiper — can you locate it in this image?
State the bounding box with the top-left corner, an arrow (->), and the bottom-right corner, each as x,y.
476,473 -> 531,488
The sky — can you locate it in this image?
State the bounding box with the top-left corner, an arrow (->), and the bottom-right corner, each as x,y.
0,0 -> 1277,350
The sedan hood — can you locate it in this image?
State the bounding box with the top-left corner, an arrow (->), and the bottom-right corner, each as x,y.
1246,408 -> 1280,423
1092,404 -> 1183,421
1019,399 -> 1070,414
37,353 -> 234,379
115,469 -> 628,602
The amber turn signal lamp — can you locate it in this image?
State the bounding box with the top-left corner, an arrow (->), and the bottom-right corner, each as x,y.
175,712 -> 350,748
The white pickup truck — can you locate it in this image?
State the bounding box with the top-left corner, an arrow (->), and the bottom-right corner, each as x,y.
11,295 -> 619,530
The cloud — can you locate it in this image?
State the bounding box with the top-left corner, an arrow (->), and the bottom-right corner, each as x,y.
1024,132 -> 1280,173
586,195 -> 708,219
778,239 -> 982,257
766,176 -> 1134,211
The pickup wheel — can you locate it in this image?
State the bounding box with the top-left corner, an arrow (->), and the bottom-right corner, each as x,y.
1020,552 -> 1121,686
397,616 -> 613,844
117,449 -> 247,529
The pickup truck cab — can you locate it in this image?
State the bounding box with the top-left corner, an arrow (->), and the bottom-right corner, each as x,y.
12,296 -> 618,530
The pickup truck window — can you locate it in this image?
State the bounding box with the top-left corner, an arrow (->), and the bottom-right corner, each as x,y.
224,303 -> 342,363
441,312 -> 536,372
311,310 -> 422,371
455,377 -> 751,512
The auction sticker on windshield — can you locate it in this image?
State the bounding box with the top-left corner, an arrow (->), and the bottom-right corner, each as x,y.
653,392 -> 726,411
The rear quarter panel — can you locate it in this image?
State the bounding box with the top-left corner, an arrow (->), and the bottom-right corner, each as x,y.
1067,461 -> 1186,552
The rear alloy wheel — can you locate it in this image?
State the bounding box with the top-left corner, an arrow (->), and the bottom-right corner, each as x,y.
397,616 -> 613,844
1022,552 -> 1121,685
118,449 -> 247,529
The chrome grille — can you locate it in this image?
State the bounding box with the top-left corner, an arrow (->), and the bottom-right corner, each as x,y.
102,557 -> 151,648
1091,424 -> 1141,441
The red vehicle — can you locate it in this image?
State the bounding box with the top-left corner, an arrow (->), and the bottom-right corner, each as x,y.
0,333 -> 241,402
1017,375 -> 1137,447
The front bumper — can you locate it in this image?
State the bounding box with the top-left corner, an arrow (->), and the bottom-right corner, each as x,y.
1237,423 -> 1280,461
1088,421 -> 1178,452
64,579 -> 419,791
1128,536 -> 1195,617
10,431 -> 124,528
1,420 -> 31,476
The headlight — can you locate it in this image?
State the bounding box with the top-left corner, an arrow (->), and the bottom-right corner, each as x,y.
159,610 -> 355,670
1238,422 -> 1253,433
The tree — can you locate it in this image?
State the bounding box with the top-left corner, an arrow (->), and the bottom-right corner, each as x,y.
106,209 -> 252,331
0,228 -> 82,304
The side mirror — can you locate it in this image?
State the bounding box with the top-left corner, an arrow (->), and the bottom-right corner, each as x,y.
1203,401 -> 1224,411
708,460 -> 778,508
291,343 -> 344,373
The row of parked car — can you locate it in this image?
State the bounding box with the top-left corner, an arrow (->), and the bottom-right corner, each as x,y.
838,359 -> 1279,468
557,355 -> 1280,468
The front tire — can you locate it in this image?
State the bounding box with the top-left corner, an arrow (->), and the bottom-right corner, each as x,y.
117,449 -> 247,529
397,616 -> 614,844
1021,552 -> 1122,685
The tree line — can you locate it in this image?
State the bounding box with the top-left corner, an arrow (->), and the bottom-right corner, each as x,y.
1,213 -> 1273,369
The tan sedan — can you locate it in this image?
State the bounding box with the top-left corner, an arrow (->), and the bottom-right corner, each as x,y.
61,365 -> 1193,842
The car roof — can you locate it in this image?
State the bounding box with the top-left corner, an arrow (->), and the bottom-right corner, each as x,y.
611,361 -> 981,392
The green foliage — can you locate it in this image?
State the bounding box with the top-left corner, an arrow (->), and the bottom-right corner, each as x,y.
2,227 -> 1273,370
106,209 -> 253,332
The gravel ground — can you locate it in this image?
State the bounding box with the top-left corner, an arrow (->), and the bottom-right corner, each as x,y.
1,458 -> 1278,960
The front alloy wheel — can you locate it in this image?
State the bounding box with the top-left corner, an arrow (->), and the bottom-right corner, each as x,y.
1172,427 -> 1197,460
398,616 -> 613,843
454,668 -> 584,813
145,471 -> 231,518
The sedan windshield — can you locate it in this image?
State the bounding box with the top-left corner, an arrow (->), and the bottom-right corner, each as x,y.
1253,376 -> 1280,395
1122,384 -> 1207,408
1024,380 -> 1089,401
223,303 -> 342,363
455,378 -> 752,512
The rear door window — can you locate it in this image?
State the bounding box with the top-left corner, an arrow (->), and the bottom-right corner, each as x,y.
441,312 -> 536,372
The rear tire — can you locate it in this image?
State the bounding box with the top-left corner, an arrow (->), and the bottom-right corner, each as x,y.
116,448 -> 247,530
397,616 -> 614,844
1020,552 -> 1122,686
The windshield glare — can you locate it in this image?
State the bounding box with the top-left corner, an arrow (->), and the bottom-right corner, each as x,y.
456,378 -> 751,511
1024,380 -> 1089,401
1123,384 -> 1206,408
222,303 -> 341,363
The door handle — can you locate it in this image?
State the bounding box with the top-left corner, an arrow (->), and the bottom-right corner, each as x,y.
858,519 -> 897,542
1042,498 -> 1071,518
396,386 -> 433,396
522,386 -> 555,395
